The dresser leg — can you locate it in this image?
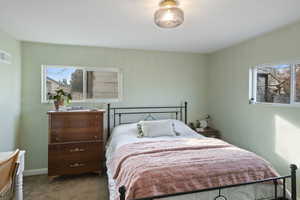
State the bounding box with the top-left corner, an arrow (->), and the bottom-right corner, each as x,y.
94,171 -> 102,176
48,176 -> 58,182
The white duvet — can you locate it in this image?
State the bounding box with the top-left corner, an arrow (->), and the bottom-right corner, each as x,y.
105,120 -> 284,200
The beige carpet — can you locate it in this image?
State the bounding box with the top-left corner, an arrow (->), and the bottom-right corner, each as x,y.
23,173 -> 109,200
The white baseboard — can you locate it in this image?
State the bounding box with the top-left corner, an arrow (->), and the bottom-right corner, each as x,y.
24,168 -> 48,176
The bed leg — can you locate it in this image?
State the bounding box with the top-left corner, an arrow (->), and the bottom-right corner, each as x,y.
184,101 -> 187,124
290,164 -> 297,200
107,103 -> 111,139
119,186 -> 126,200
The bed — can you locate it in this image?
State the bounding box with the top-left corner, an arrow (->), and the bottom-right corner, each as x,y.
105,102 -> 297,200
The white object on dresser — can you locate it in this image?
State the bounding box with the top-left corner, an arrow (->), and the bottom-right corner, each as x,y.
0,150 -> 25,200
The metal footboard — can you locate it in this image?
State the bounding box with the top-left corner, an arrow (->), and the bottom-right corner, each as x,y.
118,164 -> 297,200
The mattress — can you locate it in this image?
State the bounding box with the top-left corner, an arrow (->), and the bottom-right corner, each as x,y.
105,120 -> 284,200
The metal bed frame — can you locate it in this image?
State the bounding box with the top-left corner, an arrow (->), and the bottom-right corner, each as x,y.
106,102 -> 297,200
107,102 -> 187,139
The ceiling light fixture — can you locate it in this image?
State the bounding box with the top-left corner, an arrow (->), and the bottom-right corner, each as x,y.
154,0 -> 184,28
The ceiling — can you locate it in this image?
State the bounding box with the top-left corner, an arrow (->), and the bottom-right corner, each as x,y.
1,0 -> 300,53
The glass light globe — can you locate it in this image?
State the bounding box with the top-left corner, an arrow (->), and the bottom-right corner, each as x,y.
154,1 -> 184,28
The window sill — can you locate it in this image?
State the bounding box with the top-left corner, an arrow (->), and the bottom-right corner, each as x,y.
250,102 -> 300,108
41,99 -> 121,104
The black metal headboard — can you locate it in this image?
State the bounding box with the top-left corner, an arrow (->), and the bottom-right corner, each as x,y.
107,102 -> 187,139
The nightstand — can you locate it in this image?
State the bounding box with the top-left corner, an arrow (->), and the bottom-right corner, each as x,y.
196,127 -> 221,138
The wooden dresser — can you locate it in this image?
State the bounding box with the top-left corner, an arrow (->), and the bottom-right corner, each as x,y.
48,110 -> 105,177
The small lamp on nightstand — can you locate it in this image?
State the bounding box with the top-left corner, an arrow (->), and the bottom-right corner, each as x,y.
196,120 -> 208,132
194,115 -> 221,138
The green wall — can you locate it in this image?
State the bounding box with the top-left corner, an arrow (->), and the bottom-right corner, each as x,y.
20,42 -> 208,170
208,21 -> 300,198
17,22 -> 300,199
0,30 -> 21,151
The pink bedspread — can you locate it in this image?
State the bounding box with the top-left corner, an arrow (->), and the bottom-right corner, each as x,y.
108,138 -> 279,200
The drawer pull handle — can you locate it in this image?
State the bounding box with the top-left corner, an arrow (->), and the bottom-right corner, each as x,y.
69,163 -> 85,168
94,136 -> 98,139
69,148 -> 85,152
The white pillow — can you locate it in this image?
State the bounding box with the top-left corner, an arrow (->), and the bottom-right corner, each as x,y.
139,120 -> 176,137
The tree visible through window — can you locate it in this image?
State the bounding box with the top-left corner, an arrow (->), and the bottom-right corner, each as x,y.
256,65 -> 291,104
250,63 -> 300,105
42,66 -> 122,102
46,67 -> 84,100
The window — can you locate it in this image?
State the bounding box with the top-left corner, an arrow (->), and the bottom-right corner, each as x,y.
295,64 -> 300,102
41,65 -> 122,103
249,63 -> 300,105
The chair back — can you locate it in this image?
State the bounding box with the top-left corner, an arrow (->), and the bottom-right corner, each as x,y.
0,150 -> 19,200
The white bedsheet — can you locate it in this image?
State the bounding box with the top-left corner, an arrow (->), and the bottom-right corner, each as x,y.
105,120 -> 284,200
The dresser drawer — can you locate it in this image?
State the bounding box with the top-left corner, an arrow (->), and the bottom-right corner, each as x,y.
48,160 -> 102,176
50,129 -> 102,143
49,112 -> 103,143
50,112 -> 102,129
49,142 -> 103,162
